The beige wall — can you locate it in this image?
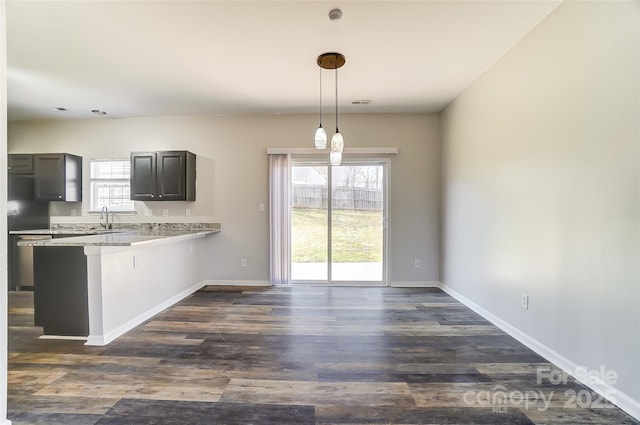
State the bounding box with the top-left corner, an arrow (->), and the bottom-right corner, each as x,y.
441,0 -> 640,414
8,113 -> 441,285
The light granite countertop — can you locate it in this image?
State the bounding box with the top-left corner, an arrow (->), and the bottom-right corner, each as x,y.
10,229 -> 122,235
17,229 -> 219,247
14,223 -> 221,247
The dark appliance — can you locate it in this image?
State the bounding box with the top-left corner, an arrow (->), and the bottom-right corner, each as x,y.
8,159 -> 51,290
8,173 -> 50,230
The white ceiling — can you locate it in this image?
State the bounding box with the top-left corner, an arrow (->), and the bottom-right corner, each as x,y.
6,0 -> 561,121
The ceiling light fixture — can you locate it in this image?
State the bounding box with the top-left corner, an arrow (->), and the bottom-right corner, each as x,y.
316,52 -> 346,165
328,8 -> 343,22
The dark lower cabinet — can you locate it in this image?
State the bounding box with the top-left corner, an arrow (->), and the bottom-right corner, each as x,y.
130,150 -> 196,201
33,246 -> 89,336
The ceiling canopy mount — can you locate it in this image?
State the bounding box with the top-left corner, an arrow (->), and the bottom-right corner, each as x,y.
317,52 -> 346,70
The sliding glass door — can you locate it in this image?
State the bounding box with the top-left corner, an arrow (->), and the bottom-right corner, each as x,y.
291,160 -> 387,284
330,164 -> 385,281
290,164 -> 329,281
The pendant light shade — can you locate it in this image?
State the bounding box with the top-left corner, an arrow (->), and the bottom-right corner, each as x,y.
315,126 -> 327,149
330,131 -> 344,167
330,151 -> 342,166
314,67 -> 327,149
316,52 -> 345,163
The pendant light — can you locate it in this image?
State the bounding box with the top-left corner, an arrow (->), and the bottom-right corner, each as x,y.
314,67 -> 327,149
329,59 -> 344,166
316,52 -> 345,165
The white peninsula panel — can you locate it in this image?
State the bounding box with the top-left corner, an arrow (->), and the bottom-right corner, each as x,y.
84,234 -> 208,346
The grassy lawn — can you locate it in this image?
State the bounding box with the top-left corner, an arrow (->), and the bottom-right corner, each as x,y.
292,208 -> 382,263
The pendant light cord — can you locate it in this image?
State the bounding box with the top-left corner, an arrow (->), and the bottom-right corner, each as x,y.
319,67 -> 322,125
335,64 -> 339,131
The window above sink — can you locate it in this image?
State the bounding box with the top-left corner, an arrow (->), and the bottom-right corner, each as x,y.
89,159 -> 135,213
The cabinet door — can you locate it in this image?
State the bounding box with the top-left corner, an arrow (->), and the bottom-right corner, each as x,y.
156,151 -> 186,200
130,152 -> 157,200
34,155 -> 65,200
8,154 -> 34,174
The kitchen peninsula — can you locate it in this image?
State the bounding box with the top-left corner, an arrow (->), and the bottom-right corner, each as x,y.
17,223 -> 220,346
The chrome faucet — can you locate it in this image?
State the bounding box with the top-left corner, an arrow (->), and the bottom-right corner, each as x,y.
100,206 -> 112,229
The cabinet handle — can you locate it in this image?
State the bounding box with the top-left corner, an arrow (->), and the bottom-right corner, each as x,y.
58,195 -> 62,199
159,195 -> 163,198
151,195 -> 154,198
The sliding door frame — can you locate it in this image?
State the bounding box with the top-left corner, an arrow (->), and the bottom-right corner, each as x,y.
289,156 -> 390,286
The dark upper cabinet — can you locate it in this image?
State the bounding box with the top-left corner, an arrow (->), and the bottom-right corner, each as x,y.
130,152 -> 157,201
8,154 -> 34,174
34,154 -> 82,202
157,151 -> 196,201
130,151 -> 196,201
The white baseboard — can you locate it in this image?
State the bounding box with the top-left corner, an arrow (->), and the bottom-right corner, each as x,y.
204,280 -> 440,288
205,281 -> 443,288
0,420 -> 11,425
613,393 -> 640,423
86,281 -> 206,346
203,280 -> 271,287
390,281 -> 441,287
439,283 -> 640,421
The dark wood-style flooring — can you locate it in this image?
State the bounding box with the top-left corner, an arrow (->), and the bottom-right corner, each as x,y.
7,286 -> 639,424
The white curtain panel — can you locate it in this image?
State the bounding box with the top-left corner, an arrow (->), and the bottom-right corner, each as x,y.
269,153 -> 291,285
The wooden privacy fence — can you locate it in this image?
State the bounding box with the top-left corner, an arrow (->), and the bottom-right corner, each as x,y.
292,184 -> 382,210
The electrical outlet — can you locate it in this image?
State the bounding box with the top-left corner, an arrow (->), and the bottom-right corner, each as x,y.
185,208 -> 192,217
240,258 -> 247,268
259,203 -> 265,212
521,293 -> 529,310
162,209 -> 169,216
414,259 -> 421,268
